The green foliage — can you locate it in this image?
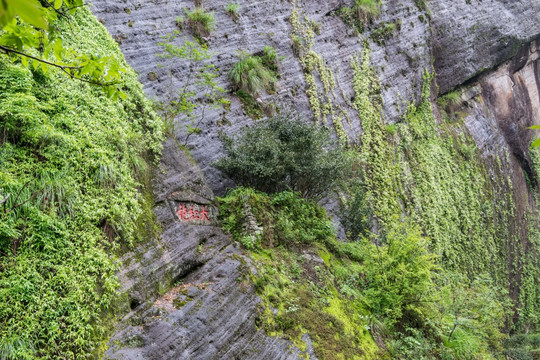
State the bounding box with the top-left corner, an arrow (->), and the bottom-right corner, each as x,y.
228,48 -> 277,118
414,0 -> 429,12
215,115 -> 352,199
437,91 -> 462,110
389,327 -> 435,360
225,2 -> 240,21
219,184 -> 510,359
354,0 -> 382,21
0,8 -> 162,360
371,22 -> 397,45
0,0 -> 126,98
229,50 -> 277,97
183,7 -> 215,42
337,0 -> 381,33
433,273 -> 510,358
261,45 -> 279,73
157,31 -> 227,145
516,197 -> 540,332
351,46 -> 401,226
236,89 -> 263,119
0,0 -> 48,28
218,188 -> 380,359
504,333 -> 540,359
530,126 -> 540,147
339,168 -> 371,241
345,43 -> 517,358
437,90 -> 463,122
398,74 -> 509,279
358,221 -> 438,326
218,188 -> 334,249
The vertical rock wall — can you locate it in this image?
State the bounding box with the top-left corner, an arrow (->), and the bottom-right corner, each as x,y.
91,0 -> 540,358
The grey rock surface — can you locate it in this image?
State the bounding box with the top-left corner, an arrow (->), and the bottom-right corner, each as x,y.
431,0 -> 540,94
92,0 -> 433,194
106,139 -> 317,359
90,0 -> 540,358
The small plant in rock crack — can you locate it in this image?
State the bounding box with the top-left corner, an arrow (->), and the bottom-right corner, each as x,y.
157,31 -> 229,146
183,7 -> 215,43
225,2 -> 240,21
229,51 -> 276,98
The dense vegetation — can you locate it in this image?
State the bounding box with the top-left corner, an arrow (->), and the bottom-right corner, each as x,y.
0,0 -> 126,98
228,47 -> 279,118
219,188 -> 509,359
215,116 -> 352,198
337,0 -> 382,34
0,8 -> 163,359
216,38 -> 540,358
2,0 -> 540,359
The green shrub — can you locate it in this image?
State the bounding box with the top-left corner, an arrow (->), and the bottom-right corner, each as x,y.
261,45 -> 279,73
437,90 -> 462,112
437,90 -> 464,122
371,22 -> 397,45
354,0 -> 382,23
184,7 -> 215,42
229,51 -> 276,97
357,221 -> 438,327
0,9 -> 163,360
215,115 -> 352,198
225,2 -> 240,21
236,89 -> 263,119
504,333 -> 540,360
339,177 -> 371,241
218,187 -> 334,249
338,0 -> 381,33
389,327 -> 435,360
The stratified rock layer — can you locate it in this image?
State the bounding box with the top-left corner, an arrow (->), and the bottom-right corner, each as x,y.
106,139 -> 316,359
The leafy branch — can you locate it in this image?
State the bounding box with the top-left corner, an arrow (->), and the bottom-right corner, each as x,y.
0,0 -> 126,98
0,45 -> 121,87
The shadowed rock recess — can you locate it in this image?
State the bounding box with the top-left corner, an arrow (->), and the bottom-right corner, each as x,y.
90,0 -> 540,359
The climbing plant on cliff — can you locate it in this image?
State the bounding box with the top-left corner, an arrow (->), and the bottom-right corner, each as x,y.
157,30 -> 228,145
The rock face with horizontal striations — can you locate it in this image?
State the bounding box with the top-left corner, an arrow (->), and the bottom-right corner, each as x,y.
106,139 -> 317,359
90,0 -> 540,358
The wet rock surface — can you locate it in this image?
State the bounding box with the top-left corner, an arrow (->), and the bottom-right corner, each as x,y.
91,0 -> 433,194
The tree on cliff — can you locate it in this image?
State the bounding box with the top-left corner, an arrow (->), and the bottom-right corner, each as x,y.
0,0 -> 125,98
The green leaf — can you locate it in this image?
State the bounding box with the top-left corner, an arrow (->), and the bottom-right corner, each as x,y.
54,0 -> 62,10
53,39 -> 63,60
11,0 -> 48,29
529,125 -> 540,130
531,138 -> 540,147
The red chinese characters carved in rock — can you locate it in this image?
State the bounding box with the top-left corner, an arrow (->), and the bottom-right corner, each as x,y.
176,204 -> 210,222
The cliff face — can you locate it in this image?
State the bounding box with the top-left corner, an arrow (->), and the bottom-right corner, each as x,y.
91,0 -> 540,358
